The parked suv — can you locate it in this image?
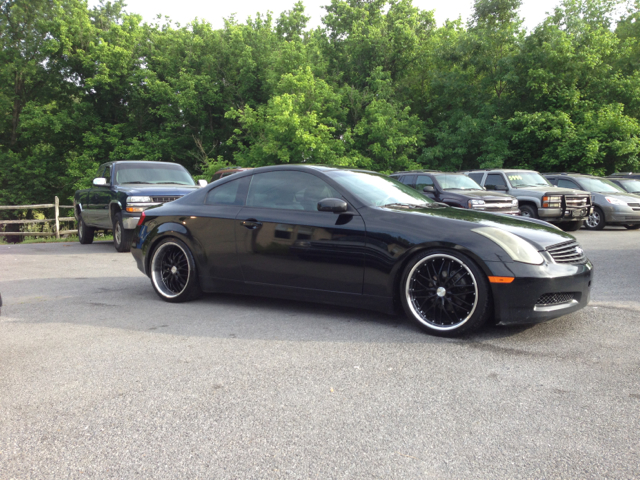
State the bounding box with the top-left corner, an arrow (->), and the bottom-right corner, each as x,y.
74,161 -> 206,252
544,173 -> 640,230
606,173 -> 640,195
463,169 -> 592,231
390,171 -> 520,215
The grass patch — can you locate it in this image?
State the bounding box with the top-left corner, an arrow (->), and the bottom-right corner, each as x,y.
1,234 -> 113,245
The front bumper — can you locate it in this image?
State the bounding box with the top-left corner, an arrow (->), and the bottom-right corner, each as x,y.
486,260 -> 593,326
602,204 -> 640,225
539,206 -> 592,223
122,212 -> 141,229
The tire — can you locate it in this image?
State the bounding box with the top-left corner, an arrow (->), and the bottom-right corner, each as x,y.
559,221 -> 583,232
584,206 -> 606,230
400,250 -> 491,337
623,224 -> 640,230
113,212 -> 134,252
149,238 -> 202,302
78,214 -> 95,244
519,204 -> 538,219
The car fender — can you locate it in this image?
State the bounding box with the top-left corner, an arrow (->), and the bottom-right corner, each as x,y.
513,195 -> 541,207
143,221 -> 207,277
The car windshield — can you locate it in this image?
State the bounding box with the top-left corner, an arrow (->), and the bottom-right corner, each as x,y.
506,172 -> 551,188
435,174 -> 483,190
613,179 -> 640,193
578,177 -> 626,193
115,163 -> 195,186
327,170 -> 434,207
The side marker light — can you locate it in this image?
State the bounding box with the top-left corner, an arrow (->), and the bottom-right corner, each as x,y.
488,276 -> 515,284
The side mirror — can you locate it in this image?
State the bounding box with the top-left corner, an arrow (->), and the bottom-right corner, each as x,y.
93,177 -> 107,186
317,198 -> 348,213
197,179 -> 208,188
422,185 -> 436,193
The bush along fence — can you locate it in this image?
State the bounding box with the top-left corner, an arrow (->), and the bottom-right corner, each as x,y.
0,197 -> 77,239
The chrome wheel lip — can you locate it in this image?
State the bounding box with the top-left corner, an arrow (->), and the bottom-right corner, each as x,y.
405,253 -> 479,331
114,222 -> 122,245
78,220 -> 84,237
151,242 -> 190,299
586,212 -> 600,228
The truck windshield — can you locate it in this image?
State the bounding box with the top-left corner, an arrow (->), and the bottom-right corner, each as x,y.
114,163 -> 195,186
435,174 -> 482,190
506,172 -> 551,188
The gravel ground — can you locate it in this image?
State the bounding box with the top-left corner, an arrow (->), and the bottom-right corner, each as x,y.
1,228 -> 639,479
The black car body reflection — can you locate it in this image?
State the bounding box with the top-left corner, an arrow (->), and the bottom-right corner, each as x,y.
131,165 -> 593,336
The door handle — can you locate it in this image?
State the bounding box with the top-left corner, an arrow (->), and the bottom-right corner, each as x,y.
241,219 -> 262,229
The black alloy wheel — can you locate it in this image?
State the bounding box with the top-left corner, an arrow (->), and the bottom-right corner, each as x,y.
519,204 -> 538,219
400,250 -> 490,337
113,212 -> 133,252
584,206 -> 606,230
150,238 -> 201,302
78,214 -> 95,244
623,224 -> 640,230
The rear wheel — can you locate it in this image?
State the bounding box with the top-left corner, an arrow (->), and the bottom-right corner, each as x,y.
560,221 -> 583,232
78,214 -> 94,244
519,204 -> 538,219
113,212 -> 133,252
623,224 -> 640,230
400,250 -> 491,337
150,238 -> 202,302
584,206 -> 606,230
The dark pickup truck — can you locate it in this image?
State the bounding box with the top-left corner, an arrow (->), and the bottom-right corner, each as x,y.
74,161 -> 205,252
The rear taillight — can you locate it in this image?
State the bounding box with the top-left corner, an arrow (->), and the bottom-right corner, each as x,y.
137,211 -> 146,227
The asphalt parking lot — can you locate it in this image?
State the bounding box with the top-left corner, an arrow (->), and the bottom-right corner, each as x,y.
1,228 -> 639,479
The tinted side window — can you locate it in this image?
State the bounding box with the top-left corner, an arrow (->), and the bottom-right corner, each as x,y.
416,175 -> 434,191
205,178 -> 244,205
558,179 -> 578,189
468,172 -> 484,184
399,175 -> 416,186
103,165 -> 112,184
246,171 -> 341,211
211,172 -> 223,181
485,174 -> 507,188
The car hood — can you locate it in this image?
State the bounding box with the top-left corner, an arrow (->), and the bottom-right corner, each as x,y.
592,192 -> 640,203
382,204 -> 573,250
448,190 -> 514,200
512,185 -> 589,196
115,185 -> 200,196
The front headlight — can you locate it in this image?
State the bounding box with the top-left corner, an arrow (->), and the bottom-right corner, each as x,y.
128,196 -> 153,203
472,227 -> 544,265
605,196 -> 626,206
468,199 -> 485,208
542,195 -> 562,208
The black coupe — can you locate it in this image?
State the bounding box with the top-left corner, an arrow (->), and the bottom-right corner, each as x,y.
131,165 -> 593,336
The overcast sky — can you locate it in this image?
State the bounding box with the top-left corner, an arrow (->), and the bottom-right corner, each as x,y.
88,0 -> 566,31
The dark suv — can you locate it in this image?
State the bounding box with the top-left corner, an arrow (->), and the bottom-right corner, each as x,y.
390,171 -> 520,215
606,173 -> 640,195
544,173 -> 640,230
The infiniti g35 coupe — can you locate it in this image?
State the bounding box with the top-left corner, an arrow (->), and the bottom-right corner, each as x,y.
131,165 -> 593,336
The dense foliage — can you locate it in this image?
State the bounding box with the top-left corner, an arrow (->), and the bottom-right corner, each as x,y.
2,0 -> 640,206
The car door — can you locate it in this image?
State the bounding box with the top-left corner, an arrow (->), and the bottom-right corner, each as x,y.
93,164 -> 113,228
235,170 -> 366,294
82,165 -> 106,226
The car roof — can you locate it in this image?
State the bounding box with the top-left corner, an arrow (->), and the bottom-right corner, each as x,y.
462,168 -> 540,173
104,160 -> 185,167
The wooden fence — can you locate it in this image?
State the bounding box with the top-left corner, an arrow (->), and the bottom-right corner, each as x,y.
0,197 -> 77,239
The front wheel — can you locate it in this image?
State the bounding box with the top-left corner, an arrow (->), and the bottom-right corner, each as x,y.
150,238 -> 202,302
584,206 -> 606,230
400,250 -> 491,337
113,212 -> 133,252
559,221 -> 583,232
519,204 -> 538,219
624,224 -> 640,230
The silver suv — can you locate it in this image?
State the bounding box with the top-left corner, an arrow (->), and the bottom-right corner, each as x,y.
463,169 -> 592,231
544,173 -> 640,230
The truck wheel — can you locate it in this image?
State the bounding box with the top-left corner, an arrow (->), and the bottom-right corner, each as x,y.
150,238 -> 202,302
519,205 -> 538,219
560,221 -> 583,232
113,212 -> 133,252
584,206 -> 606,230
623,224 -> 640,230
78,215 -> 95,244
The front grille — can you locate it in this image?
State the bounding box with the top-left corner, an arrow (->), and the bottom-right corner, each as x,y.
151,196 -> 182,203
546,240 -> 587,264
628,203 -> 640,207
565,195 -> 590,208
536,292 -> 576,306
483,199 -> 516,211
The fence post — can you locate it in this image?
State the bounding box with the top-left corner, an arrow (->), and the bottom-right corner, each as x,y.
54,196 -> 60,239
